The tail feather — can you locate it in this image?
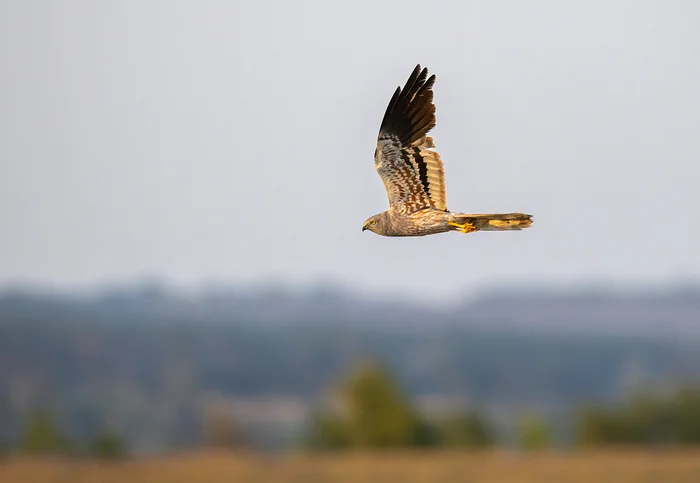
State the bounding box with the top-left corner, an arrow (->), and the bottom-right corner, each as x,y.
448,213 -> 533,233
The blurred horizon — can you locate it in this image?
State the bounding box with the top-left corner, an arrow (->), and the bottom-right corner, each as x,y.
2,274 -> 700,305
2,275 -> 699,453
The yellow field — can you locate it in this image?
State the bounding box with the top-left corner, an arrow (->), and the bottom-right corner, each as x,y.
2,449 -> 700,483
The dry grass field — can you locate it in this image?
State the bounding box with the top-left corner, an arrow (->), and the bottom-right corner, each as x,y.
2,449 -> 700,483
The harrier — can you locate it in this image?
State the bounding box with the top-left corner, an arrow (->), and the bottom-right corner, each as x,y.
362,65 -> 533,237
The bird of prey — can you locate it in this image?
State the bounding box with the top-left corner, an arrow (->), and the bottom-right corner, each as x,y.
362,65 -> 533,237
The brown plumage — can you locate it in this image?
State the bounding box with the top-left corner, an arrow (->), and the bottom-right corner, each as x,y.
363,65 -> 533,237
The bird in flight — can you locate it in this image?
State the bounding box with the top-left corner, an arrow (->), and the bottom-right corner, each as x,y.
363,65 -> 533,237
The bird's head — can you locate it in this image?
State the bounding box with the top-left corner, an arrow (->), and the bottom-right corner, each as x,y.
362,214 -> 384,235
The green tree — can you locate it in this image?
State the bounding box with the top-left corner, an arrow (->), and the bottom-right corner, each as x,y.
676,387 -> 700,444
21,410 -> 70,455
89,429 -> 126,459
516,413 -> 552,450
411,416 -> 441,448
576,387 -> 700,446
439,411 -> 495,448
342,362 -> 422,448
305,411 -> 351,450
577,406 -> 630,445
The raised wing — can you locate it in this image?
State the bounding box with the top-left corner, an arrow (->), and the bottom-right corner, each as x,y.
374,65 -> 448,214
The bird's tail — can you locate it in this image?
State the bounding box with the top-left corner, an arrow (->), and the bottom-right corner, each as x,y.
447,212 -> 533,233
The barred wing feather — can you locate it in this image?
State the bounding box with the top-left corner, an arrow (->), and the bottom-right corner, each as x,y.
373,65 -> 448,214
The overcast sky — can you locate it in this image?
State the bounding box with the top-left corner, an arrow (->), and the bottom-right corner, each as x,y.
1,1 -> 699,300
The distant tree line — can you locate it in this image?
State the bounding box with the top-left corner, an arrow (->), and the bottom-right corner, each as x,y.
6,409 -> 127,459
3,364 -> 700,457
306,362 -> 700,451
4,311 -> 700,453
577,386 -> 700,446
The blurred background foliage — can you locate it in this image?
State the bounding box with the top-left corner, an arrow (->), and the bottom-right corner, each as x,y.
6,357 -> 700,458
1,285 -> 700,460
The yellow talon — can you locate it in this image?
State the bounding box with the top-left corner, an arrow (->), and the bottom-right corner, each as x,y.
448,221 -> 476,233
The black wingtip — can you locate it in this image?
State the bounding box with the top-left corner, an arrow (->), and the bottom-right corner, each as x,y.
378,65 -> 437,146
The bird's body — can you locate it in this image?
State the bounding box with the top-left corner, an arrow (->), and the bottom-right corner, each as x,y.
367,208 -> 532,237
362,65 -> 533,237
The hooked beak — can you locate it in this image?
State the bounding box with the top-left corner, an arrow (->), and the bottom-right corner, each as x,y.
362,225 -> 367,232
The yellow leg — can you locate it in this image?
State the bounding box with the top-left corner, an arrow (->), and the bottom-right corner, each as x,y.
448,221 -> 477,234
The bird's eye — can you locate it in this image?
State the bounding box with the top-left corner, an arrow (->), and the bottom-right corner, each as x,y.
371,220 -> 377,225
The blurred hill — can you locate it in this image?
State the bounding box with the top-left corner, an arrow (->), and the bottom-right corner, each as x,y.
1,282 -> 699,452
3,280 -> 699,333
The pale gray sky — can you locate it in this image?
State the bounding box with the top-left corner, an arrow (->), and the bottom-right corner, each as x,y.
1,0 -> 699,299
